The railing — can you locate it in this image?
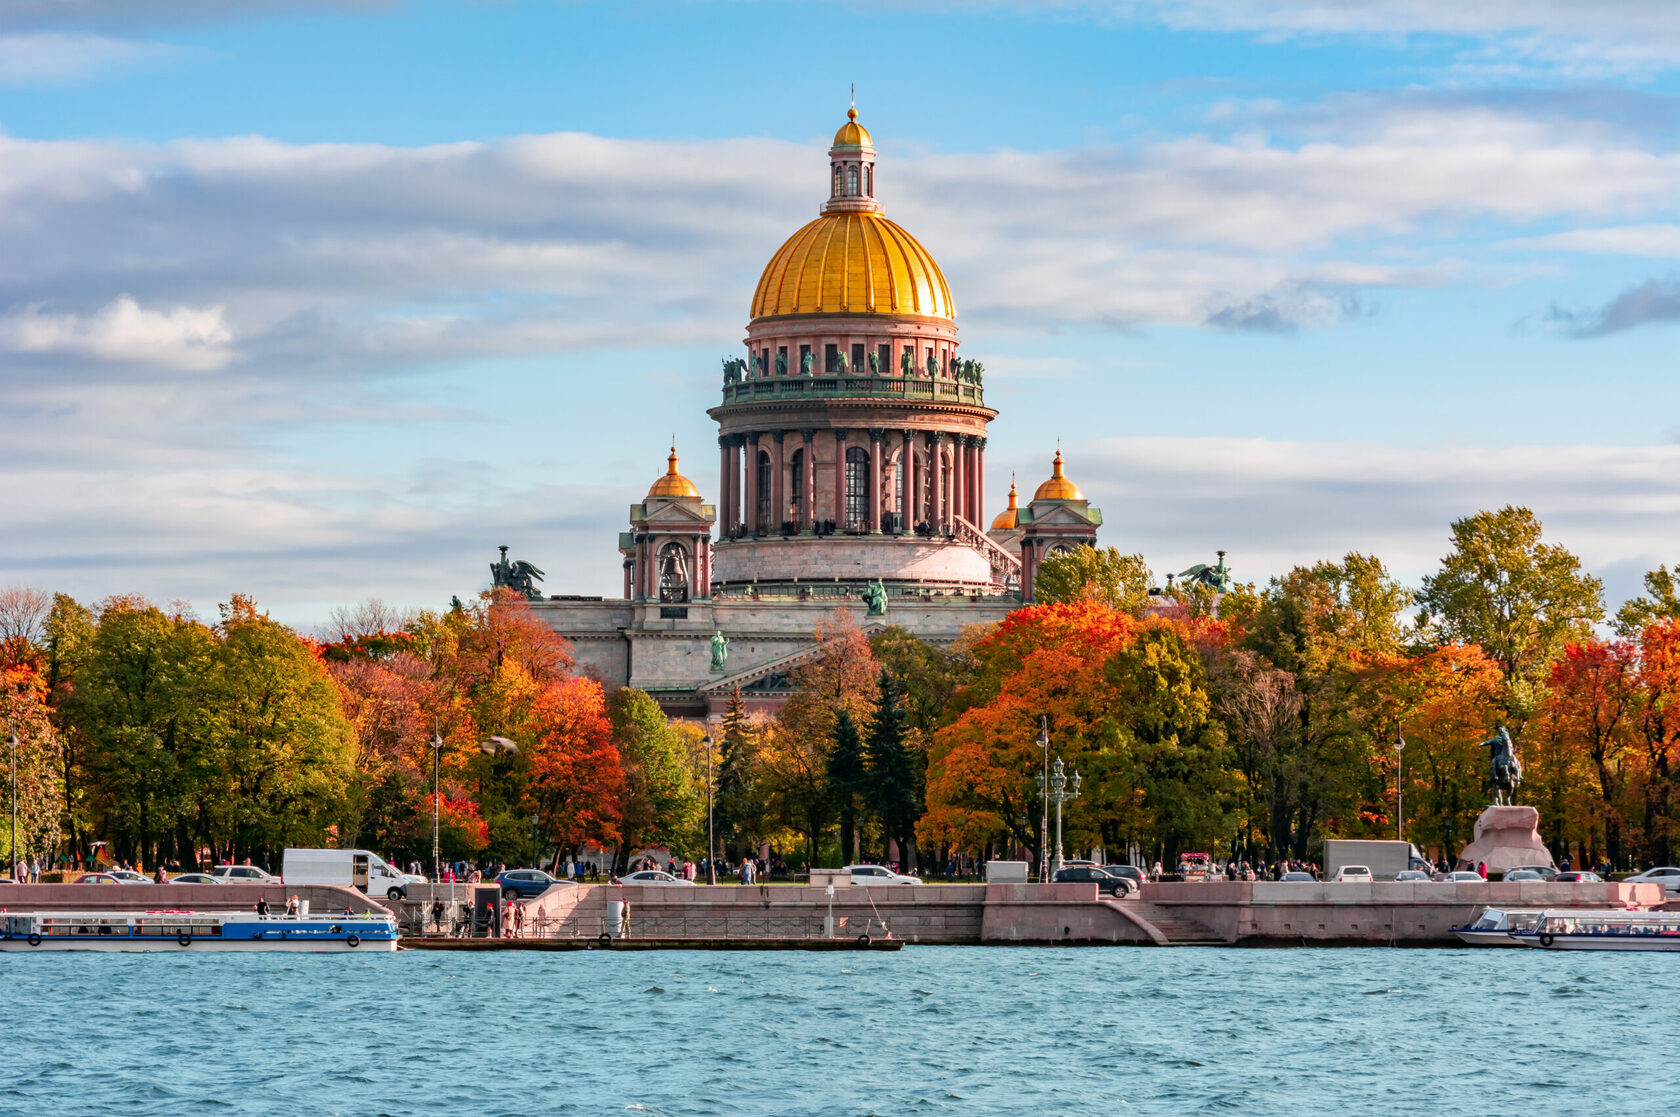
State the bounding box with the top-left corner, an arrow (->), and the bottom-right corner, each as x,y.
953,515 -> 1021,589
720,375 -> 984,406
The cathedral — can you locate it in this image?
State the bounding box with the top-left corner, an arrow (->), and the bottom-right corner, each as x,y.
530,108 -> 1102,715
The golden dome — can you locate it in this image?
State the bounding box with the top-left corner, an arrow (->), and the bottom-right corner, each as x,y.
750,211 -> 954,321
833,106 -> 872,147
647,446 -> 700,499
990,480 -> 1020,530
1033,449 -> 1084,501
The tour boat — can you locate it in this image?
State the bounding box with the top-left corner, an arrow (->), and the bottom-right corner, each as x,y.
0,909 -> 398,952
1450,908 -> 1546,946
1507,909 -> 1680,952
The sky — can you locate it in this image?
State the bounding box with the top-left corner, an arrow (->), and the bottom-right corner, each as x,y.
2,0 -> 1678,629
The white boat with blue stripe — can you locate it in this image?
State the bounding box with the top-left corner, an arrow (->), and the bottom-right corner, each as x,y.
1,910 -> 398,952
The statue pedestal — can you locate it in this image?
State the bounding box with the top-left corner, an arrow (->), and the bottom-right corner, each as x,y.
1457,805 -> 1554,874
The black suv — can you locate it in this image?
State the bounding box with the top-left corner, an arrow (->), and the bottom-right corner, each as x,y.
1053,865 -> 1132,896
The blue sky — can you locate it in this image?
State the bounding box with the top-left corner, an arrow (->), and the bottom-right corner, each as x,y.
2,0 -> 1678,626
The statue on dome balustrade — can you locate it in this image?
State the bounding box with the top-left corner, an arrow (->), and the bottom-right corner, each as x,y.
901,348 -> 914,377
800,351 -> 815,377
721,356 -> 747,384
776,350 -> 787,376
868,350 -> 880,375
752,355 -> 764,378
835,351 -> 848,375
925,353 -> 938,379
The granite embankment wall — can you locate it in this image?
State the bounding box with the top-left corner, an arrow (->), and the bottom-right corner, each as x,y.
1145,880 -> 1663,944
0,883 -> 386,916
509,880 -> 1666,946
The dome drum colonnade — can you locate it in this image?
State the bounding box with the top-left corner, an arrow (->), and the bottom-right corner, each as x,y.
709,109 -> 997,588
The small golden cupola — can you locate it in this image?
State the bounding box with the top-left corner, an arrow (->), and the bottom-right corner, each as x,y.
1032,448 -> 1084,502
990,480 -> 1020,530
647,445 -> 701,499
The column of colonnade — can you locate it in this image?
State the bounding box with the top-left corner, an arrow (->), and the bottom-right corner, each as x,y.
719,426 -> 986,537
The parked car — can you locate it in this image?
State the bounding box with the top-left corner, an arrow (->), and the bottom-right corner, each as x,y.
1280,871 -> 1316,882
496,868 -> 569,900
1442,871 -> 1485,882
616,870 -> 693,885
1624,867 -> 1680,896
210,864 -> 280,884
1102,865 -> 1148,887
1505,864 -> 1559,881
1394,870 -> 1433,882
1505,869 -> 1545,882
1332,865 -> 1374,882
74,873 -> 123,884
168,872 -> 221,885
844,864 -> 923,885
1052,865 -> 1132,897
1555,871 -> 1604,883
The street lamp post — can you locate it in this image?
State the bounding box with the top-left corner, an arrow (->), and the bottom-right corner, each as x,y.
1038,757 -> 1082,876
1036,717 -> 1050,883
431,722 -> 443,886
1394,727 -> 1406,844
530,813 -> 541,869
9,718 -> 18,882
705,734 -> 716,886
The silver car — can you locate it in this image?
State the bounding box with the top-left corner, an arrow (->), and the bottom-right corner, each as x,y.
1625,867 -> 1680,896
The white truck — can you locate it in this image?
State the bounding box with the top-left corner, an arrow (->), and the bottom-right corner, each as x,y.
282,848 -> 414,900
1321,839 -> 1429,882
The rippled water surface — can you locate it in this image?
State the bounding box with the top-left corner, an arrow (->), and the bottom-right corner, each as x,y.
4,945 -> 1677,1115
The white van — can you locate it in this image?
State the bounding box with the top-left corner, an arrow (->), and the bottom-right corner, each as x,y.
282,848 -> 413,900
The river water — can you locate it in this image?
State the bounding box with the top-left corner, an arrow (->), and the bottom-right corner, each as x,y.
4,946 -> 1674,1115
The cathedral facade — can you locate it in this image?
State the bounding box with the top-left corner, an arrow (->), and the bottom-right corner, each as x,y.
531,109 -> 1102,715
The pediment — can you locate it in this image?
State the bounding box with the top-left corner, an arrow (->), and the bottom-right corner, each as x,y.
1024,502 -> 1098,527
634,501 -> 716,528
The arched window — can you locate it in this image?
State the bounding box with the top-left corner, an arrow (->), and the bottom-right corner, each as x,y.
864,165 -> 873,196
756,450 -> 772,531
658,542 -> 690,603
833,165 -> 843,196
846,164 -> 859,196
845,446 -> 870,529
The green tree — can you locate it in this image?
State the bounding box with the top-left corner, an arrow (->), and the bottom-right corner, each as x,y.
73,597 -> 215,868
869,624 -> 981,735
608,687 -> 703,856
1417,506 -> 1604,701
1615,565 -> 1680,637
712,687 -> 761,859
1033,546 -> 1154,614
864,671 -> 922,870
827,710 -> 867,864
199,595 -> 358,863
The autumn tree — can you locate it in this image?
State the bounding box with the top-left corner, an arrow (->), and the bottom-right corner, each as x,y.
1616,566 -> 1680,637
524,675 -> 624,860
0,627 -> 66,864
1543,639 -> 1639,868
1417,506 -> 1604,715
1033,546 -> 1154,614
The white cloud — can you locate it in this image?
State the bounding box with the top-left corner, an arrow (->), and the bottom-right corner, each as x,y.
1503,225 -> 1680,259
0,295 -> 234,370
0,31 -> 176,84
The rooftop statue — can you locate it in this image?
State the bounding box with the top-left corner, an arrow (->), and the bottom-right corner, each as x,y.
752,354 -> 764,378
1480,725 -> 1524,806
800,351 -> 815,377
776,350 -> 787,376
835,351 -> 848,375
710,630 -> 730,672
901,348 -> 914,377
868,350 -> 880,375
925,352 -> 938,379
1178,550 -> 1232,593
863,578 -> 889,617
721,356 -> 747,384
490,545 -> 546,601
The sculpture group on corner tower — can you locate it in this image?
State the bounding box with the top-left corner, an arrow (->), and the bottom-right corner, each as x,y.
489,545 -> 545,601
